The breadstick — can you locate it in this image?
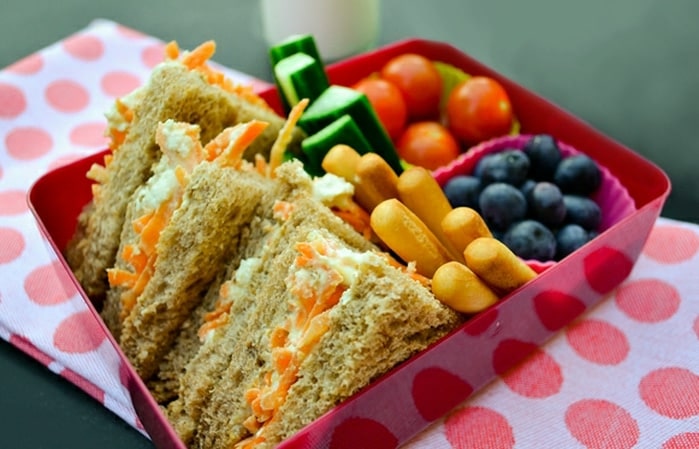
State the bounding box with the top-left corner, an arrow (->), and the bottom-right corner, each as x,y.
463,237 -> 537,294
441,207 -> 493,255
354,153 -> 399,213
397,166 -> 463,262
370,199 -> 452,278
321,144 -> 361,183
432,261 -> 500,313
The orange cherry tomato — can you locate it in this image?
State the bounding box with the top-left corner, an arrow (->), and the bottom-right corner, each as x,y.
380,53 -> 442,120
396,121 -> 460,170
445,76 -> 514,145
352,77 -> 408,140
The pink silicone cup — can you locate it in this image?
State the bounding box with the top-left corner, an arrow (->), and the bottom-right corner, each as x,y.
432,134 -> 637,268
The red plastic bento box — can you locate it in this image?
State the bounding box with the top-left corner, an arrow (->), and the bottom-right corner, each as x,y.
28,38 -> 670,449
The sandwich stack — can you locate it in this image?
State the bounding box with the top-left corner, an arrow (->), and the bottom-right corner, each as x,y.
64,41 -> 464,449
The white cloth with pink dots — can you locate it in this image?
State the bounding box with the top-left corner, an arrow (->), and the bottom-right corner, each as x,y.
1,18 -> 697,449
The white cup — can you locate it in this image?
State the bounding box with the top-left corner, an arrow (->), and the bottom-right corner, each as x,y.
260,0 -> 380,61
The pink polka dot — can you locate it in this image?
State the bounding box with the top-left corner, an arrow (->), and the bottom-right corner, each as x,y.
639,367 -> 699,419
48,153 -> 91,171
412,367 -> 473,421
0,190 -> 28,215
24,261 -> 78,305
5,126 -> 53,160
662,432 -> 699,449
566,319 -> 629,365
329,417 -> 398,449
0,82 -> 27,118
45,80 -> 89,112
69,122 -> 109,147
493,339 -> 538,376
565,399 -> 639,449
9,334 -> 53,366
116,24 -> 146,39
584,247 -> 634,294
141,43 -> 167,68
63,34 -> 104,61
60,367 -> 105,403
615,279 -> 680,323
534,290 -> 586,331
101,71 -> 141,97
694,316 -> 699,340
0,227 -> 25,263
7,53 -> 44,74
53,310 -> 107,353
644,225 -> 699,263
500,346 -> 562,398
464,308 -> 498,336
444,406 -> 515,449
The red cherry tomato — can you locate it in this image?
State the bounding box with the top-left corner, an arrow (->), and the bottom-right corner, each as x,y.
352,77 -> 408,140
446,76 -> 514,145
380,53 -> 442,120
396,121 -> 460,170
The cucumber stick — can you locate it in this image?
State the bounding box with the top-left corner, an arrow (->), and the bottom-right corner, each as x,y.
269,34 -> 324,66
298,85 -> 403,174
300,114 -> 373,176
269,34 -> 327,113
274,53 -> 329,108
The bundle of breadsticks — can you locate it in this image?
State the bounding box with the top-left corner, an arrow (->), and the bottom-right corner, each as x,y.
322,144 -> 537,314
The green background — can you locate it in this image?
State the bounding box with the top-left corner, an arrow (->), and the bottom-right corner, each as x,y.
1,1 -> 697,448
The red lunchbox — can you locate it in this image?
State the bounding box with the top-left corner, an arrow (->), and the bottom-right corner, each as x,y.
29,38 -> 670,449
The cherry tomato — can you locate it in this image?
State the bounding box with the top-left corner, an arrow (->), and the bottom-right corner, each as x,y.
380,53 -> 442,120
396,121 -> 460,170
352,77 -> 407,140
446,76 -> 514,145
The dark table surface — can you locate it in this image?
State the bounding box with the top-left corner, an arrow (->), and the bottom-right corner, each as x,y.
1,0 -> 697,448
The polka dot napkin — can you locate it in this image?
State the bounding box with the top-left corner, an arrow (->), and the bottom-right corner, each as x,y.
1,18 -> 698,449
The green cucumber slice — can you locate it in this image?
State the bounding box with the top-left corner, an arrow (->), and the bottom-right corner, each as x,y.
298,85 -> 402,174
269,34 -> 324,66
274,53 -> 329,107
269,34 -> 327,113
299,114 -> 373,176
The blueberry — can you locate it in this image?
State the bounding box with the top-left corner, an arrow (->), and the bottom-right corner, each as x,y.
563,195 -> 602,230
529,182 -> 566,226
502,220 -> 557,261
554,154 -> 602,195
443,175 -> 482,209
519,179 -> 537,202
474,149 -> 530,187
478,182 -> 528,230
523,134 -> 563,181
556,224 -> 592,260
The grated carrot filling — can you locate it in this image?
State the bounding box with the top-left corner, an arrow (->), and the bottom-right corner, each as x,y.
267,98 -> 309,177
332,204 -> 373,241
272,200 -> 295,221
197,299 -> 232,341
107,120 -> 267,320
108,198 -> 176,319
380,252 -> 431,287
237,240 -> 347,448
164,41 -> 180,60
204,120 -> 269,166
